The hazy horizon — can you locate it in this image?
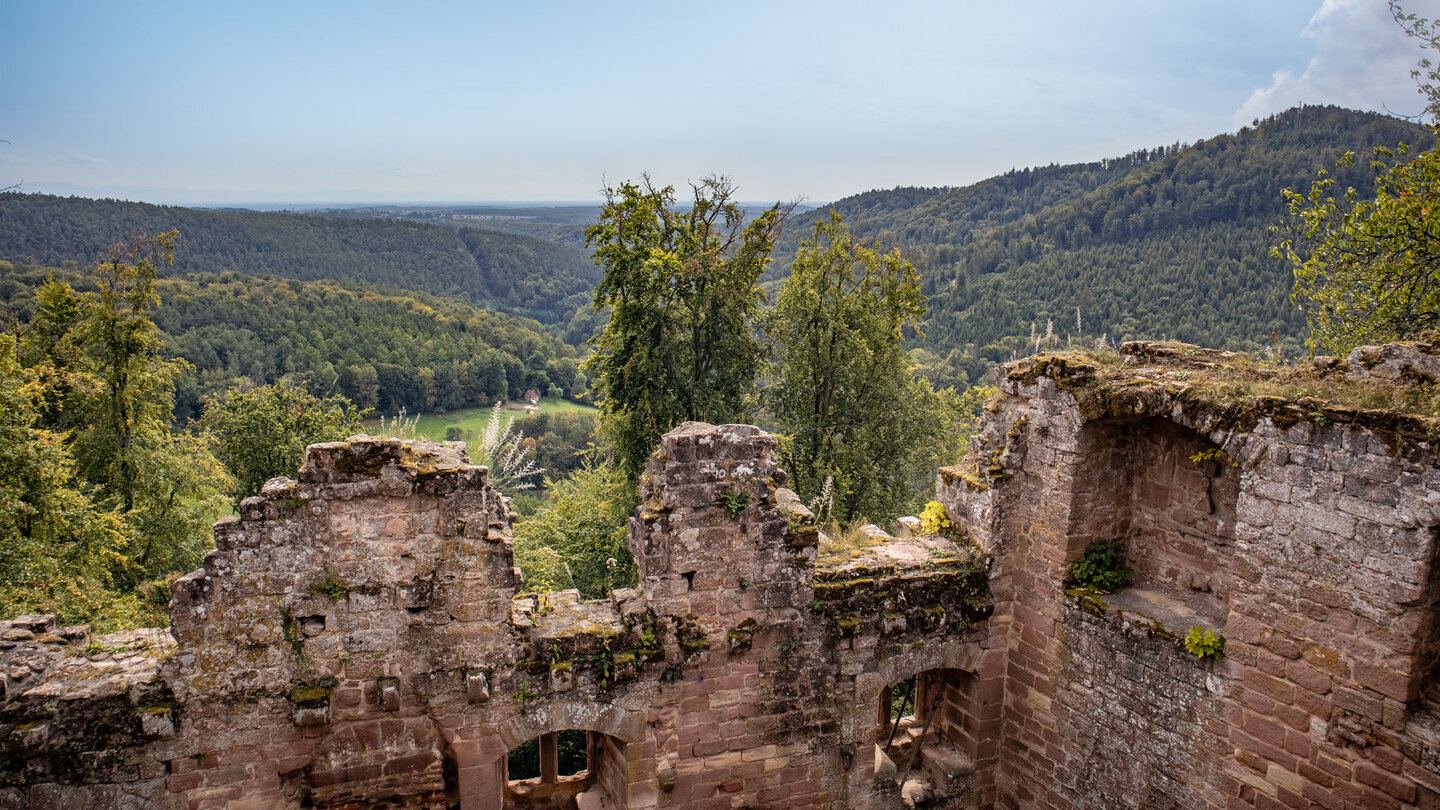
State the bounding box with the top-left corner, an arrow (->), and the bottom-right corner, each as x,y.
4,0 -> 1437,206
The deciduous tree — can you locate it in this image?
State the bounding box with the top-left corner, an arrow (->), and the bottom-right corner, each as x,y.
201,381 -> 365,509
1279,145 -> 1440,353
512,452 -> 637,598
584,176 -> 791,475
0,338 -> 151,629
21,231 -> 232,585
764,211 -> 976,523
1277,2 -> 1440,354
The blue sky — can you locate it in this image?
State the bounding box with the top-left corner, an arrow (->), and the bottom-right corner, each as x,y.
1,0 -> 1435,204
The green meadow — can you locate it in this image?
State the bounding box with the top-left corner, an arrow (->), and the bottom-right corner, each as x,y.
364,399 -> 597,444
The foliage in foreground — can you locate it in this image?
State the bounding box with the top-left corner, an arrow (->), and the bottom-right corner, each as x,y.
201,382 -> 366,509
1,232 -> 236,628
1184,626 -> 1226,659
584,175 -> 792,476
1278,3 -> 1440,355
1279,143 -> 1440,355
22,233 -> 231,590
512,453 -> 638,599
1067,540 -> 1133,594
0,336 -> 164,629
765,211 -> 989,523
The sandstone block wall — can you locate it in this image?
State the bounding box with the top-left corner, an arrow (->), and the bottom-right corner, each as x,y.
941,340 -> 1440,810
0,427 -> 995,809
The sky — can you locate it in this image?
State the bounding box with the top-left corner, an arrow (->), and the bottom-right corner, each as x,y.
1,0 -> 1436,205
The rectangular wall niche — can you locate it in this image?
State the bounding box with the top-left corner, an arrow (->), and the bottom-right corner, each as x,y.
1070,417 -> 1239,622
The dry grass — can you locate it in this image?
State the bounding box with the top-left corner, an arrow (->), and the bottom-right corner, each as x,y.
815,520 -> 890,568
1109,351 -> 1435,416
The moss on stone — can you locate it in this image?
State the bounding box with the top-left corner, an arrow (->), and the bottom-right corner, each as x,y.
288,684 -> 331,706
1008,344 -> 1440,449
334,445 -> 387,477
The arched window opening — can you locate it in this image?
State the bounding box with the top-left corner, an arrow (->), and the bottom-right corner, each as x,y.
504,729 -> 625,809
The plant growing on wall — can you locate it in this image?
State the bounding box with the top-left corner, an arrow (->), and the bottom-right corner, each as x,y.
919,501 -> 952,535
719,486 -> 750,517
1184,626 -> 1226,659
1067,540 -> 1133,594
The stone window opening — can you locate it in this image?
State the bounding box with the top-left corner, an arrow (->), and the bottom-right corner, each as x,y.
504,729 -> 625,809
873,670 -> 980,803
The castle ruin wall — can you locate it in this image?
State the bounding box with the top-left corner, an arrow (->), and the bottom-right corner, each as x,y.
2,339 -> 1439,809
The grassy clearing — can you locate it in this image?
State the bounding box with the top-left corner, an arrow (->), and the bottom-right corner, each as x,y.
363,399 -> 597,443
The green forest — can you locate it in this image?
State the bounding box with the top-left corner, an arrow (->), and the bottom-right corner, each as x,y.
773,106 -> 1430,386
0,194 -> 600,331
0,102 -> 1434,630
3,106 -> 1424,393
1,261 -> 587,421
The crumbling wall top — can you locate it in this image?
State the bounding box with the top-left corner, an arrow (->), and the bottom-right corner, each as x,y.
994,340 -> 1440,451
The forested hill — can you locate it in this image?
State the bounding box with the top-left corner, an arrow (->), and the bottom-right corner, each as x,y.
0,194 -> 600,326
776,106 -> 1431,386
0,260 -> 587,421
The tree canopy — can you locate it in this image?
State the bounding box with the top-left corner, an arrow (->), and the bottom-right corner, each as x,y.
3,231 -> 231,624
765,211 -> 978,523
201,382 -> 366,509
584,176 -> 791,475
1279,144 -> 1440,353
1277,5 -> 1440,354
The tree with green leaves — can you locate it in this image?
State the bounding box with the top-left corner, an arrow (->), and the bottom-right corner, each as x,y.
1277,2 -> 1440,354
1279,145 -> 1440,354
764,211 -> 977,523
79,233 -> 230,582
584,176 -> 792,475
0,337 -> 156,629
17,232 -> 231,587
201,382 -> 366,509
511,451 -> 638,599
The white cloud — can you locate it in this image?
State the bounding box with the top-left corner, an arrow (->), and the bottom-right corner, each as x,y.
66,153 -> 105,166
1235,0 -> 1440,125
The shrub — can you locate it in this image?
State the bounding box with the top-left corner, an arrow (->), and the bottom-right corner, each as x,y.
1067,540 -> 1133,593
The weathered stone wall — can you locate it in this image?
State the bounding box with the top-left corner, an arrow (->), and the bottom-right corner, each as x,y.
0,426 -> 995,809
940,339 -> 1440,810
5,338 -> 1439,809
1049,597 -> 1226,807
0,621 -> 175,810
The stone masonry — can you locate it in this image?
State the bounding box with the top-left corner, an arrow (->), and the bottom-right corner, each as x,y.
0,426 -> 995,809
0,338 -> 1437,809
939,338 -> 1440,809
